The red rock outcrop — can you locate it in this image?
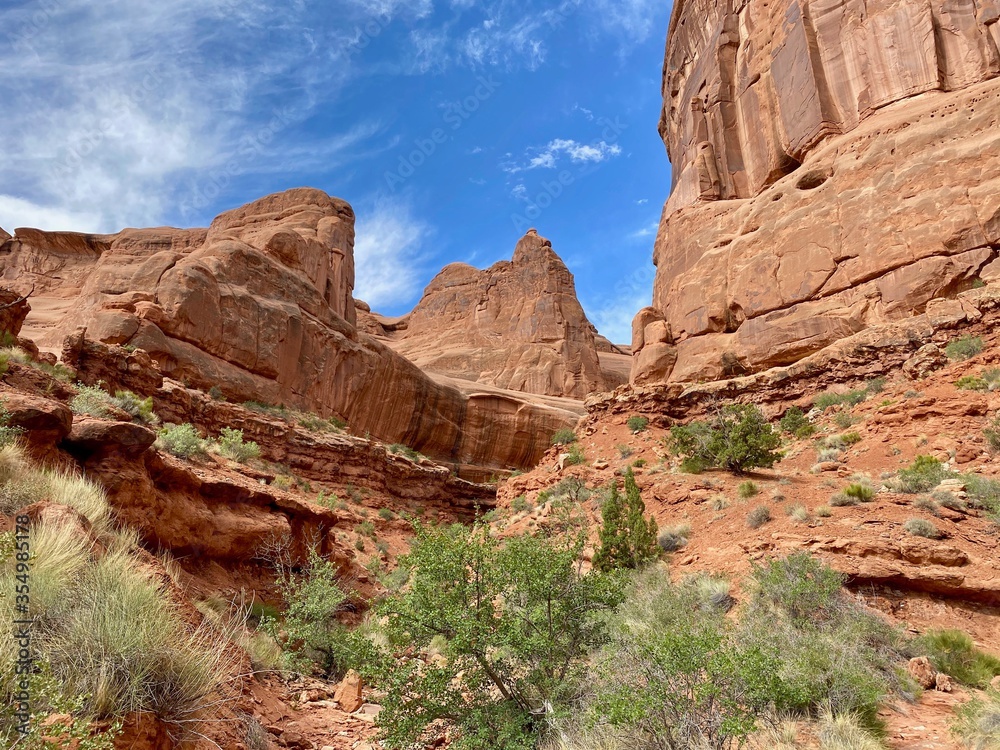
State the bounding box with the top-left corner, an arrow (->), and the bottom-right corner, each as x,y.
362,229 -> 628,398
633,0 -> 1000,384
0,190 -> 582,475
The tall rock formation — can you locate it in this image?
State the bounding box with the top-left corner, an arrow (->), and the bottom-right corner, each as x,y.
0,189 -> 583,477
633,0 -> 1000,384
364,229 -> 627,399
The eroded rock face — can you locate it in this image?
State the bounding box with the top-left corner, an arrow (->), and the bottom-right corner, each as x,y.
1,189 -> 580,474
634,0 -> 1000,384
365,230 -> 627,398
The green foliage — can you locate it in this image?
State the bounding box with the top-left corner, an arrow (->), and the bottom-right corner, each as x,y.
0,407 -> 24,449
208,385 -> 225,401
833,411 -> 856,430
957,375 -> 990,392
357,521 -> 376,539
894,455 -> 949,494
952,690 -> 1000,749
963,474 -> 1000,521
829,493 -> 858,507
550,428 -> 578,445
741,553 -> 906,727
911,630 -> 1000,688
904,517 -> 942,539
984,416 -> 1000,453
0,663 -> 122,749
589,567 -> 782,750
564,444 -> 586,466
780,407 -> 815,438
945,335 -> 985,361
156,423 -> 206,459
262,549 -> 367,679
510,495 -> 531,513
865,378 -> 887,394
814,390 -> 868,410
626,416 -> 650,434
373,524 -> 625,750
737,480 -> 759,499
110,390 -> 157,424
388,443 -> 422,461
378,507 -> 395,520
844,482 -> 874,502
217,427 -> 261,463
668,404 -> 782,474
657,523 -> 691,552
616,444 -> 634,458
746,506 -> 771,529
593,468 -> 659,572
840,431 -> 862,446
70,383 -> 114,418
242,400 -> 290,418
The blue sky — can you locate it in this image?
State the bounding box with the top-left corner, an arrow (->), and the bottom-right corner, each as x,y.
0,0 -> 672,343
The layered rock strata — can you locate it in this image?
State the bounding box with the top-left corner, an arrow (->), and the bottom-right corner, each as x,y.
634,0 -> 1000,384
0,189 -> 581,474
361,230 -> 628,398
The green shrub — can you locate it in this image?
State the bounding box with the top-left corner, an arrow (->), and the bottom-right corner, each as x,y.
589,568 -> 781,750
747,505 -> 771,529
904,517 -> 942,539
865,378 -> 887,394
964,474 -> 1000,521
0,407 -> 24,449
945,335 -> 985,361
952,690 -> 1000,749
787,504 -> 809,523
217,427 -> 261,463
357,521 -> 376,539
912,496 -> 940,515
208,385 -> 225,401
844,482 -> 874,502
840,431 -> 862,446
833,411 -> 856,430
626,416 -> 649,434
0,524 -> 232,729
70,383 -> 114,418
779,407 -> 815,438
632,458 -> 647,468
741,553 -> 906,727
157,423 -> 206,459
911,629 -> 1000,688
984,416 -> 1000,453
957,375 -> 989,391
816,505 -> 833,517
593,468 -> 658,572
378,508 -> 395,521
615,444 -> 633,458
388,443 -> 421,461
656,523 -> 691,552
817,709 -> 884,750
738,480 -> 760,499
564,444 -> 586,466
261,549 -> 364,679
551,428 -> 578,445
814,390 -> 867,410
510,495 -> 531,513
894,455 -> 949,494
373,524 -> 624,750
110,390 -> 157,424
829,493 -> 857,507
668,404 -> 782,474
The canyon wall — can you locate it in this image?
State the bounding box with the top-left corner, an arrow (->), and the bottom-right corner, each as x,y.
0,189 -> 582,476
363,229 -> 628,399
633,0 -> 1000,384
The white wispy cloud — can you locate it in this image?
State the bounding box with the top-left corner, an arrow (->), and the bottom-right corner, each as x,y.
504,138 -> 623,173
353,197 -> 430,311
0,0 -> 406,233
589,0 -> 666,44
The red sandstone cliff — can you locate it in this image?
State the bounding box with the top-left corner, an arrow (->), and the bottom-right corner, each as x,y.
633,0 -> 1000,384
0,189 -> 583,476
361,229 -> 628,399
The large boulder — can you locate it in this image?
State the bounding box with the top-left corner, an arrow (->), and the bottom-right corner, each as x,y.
633,0 -> 1000,384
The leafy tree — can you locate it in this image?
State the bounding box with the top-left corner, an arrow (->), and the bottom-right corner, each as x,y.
372,523 -> 625,750
668,404 -> 782,474
593,468 -> 658,572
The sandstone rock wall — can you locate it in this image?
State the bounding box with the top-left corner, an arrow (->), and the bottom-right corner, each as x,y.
635,0 -> 1000,384
366,230 -> 627,398
0,189 -> 581,474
